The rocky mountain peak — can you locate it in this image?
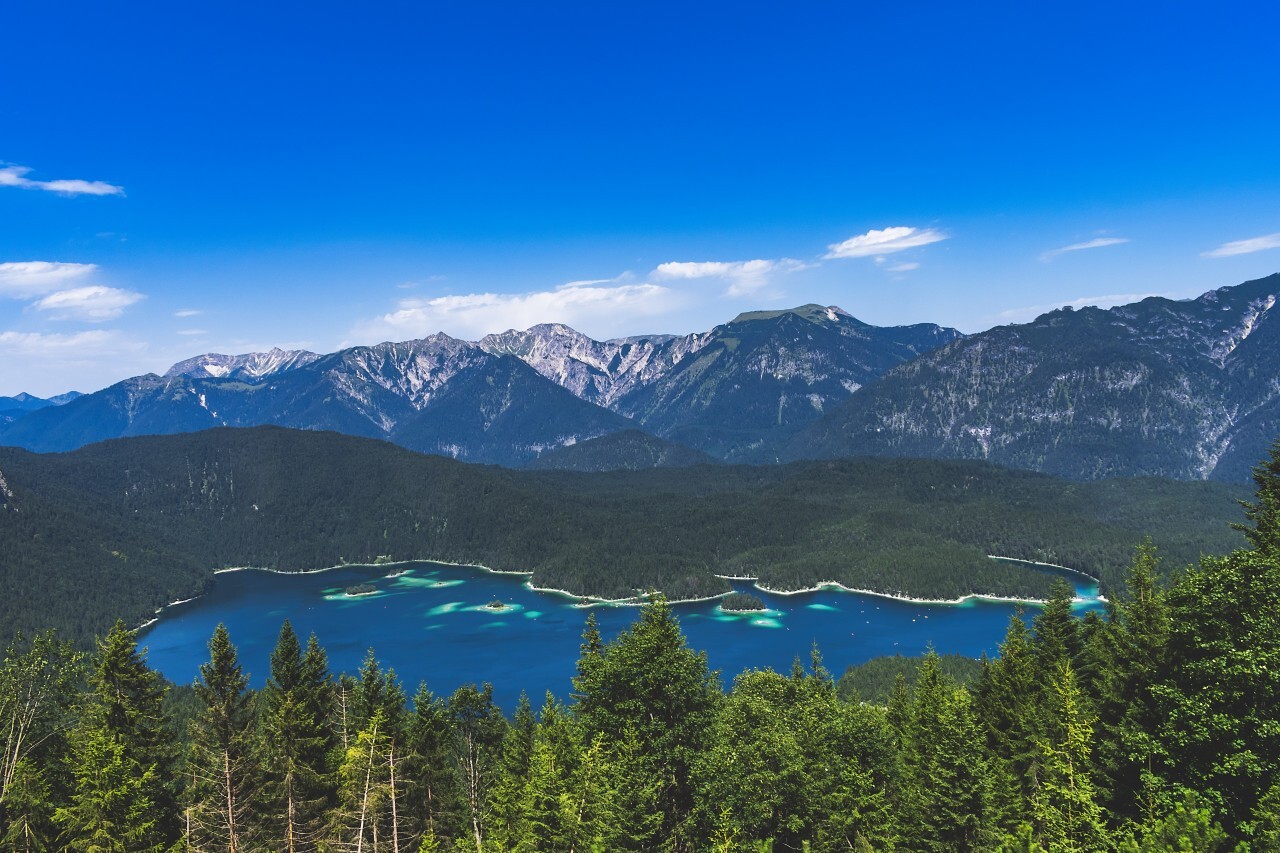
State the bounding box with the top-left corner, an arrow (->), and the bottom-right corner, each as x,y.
164,347 -> 320,380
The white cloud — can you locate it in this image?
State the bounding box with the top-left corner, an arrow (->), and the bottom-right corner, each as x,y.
0,261 -> 99,298
0,330 -> 151,396
884,261 -> 920,272
996,292 -> 1166,324
1202,232 -> 1280,258
174,308 -> 203,317
356,279 -> 680,342
177,328 -> 208,336
824,226 -> 948,259
0,329 -> 129,355
31,286 -> 145,322
0,164 -> 125,197
1040,237 -> 1130,261
651,258 -> 809,296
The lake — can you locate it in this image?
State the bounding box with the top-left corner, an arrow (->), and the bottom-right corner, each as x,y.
138,561 -> 1103,708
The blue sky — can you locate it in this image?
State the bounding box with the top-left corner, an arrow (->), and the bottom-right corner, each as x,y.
3,2 -> 1279,396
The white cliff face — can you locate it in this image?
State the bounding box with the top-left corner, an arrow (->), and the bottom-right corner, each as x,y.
478,324 -> 712,408
324,334 -> 490,414
164,347 -> 321,380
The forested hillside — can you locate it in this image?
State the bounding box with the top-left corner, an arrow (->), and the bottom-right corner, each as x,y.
1,443 -> 1278,849
0,427 -> 1248,644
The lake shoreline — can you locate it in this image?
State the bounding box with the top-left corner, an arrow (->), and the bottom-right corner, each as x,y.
139,552 -> 1096,633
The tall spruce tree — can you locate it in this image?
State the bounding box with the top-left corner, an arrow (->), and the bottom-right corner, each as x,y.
572,594 -> 719,850
184,623 -> 257,852
1235,435 -> 1280,557
1095,540 -> 1170,825
448,683 -> 506,852
1030,662 -> 1107,852
334,707 -> 408,852
258,622 -> 335,852
487,692 -> 536,848
976,614 -> 1041,833
1032,579 -> 1082,678
1,758 -> 53,853
1153,545 -> 1280,840
54,620 -> 172,852
406,683 -> 463,847
898,650 -> 991,851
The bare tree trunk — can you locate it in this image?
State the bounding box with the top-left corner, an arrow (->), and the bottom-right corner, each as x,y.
225,747 -> 238,853
285,769 -> 297,853
356,722 -> 378,853
465,734 -> 483,853
389,741 -> 401,853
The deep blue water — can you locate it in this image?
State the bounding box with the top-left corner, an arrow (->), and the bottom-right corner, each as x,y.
138,562 -> 1103,709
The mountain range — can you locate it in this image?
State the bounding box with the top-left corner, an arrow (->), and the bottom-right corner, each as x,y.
0,306 -> 960,466
786,274 -> 1280,481
1,274 -> 1277,480
0,391 -> 81,426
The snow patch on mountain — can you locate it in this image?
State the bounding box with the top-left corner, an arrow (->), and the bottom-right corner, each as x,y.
1209,294 -> 1275,365
165,348 -> 320,380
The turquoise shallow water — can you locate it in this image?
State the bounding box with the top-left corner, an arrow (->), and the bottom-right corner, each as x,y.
139,562 -> 1102,708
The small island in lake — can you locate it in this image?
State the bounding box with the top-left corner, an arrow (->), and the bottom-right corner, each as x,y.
721,592 -> 766,612
345,583 -> 378,597
486,599 -> 509,611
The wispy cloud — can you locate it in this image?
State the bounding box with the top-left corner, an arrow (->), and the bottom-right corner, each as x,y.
0,329 -> 151,396
884,261 -> 920,273
355,278 -> 680,342
0,164 -> 125,197
177,328 -> 208,336
0,329 -> 126,354
174,308 -> 203,317
31,286 -> 145,322
996,292 -> 1166,324
1040,237 -> 1130,262
0,262 -> 98,298
824,226 -> 948,260
1202,232 -> 1280,258
651,258 -> 809,296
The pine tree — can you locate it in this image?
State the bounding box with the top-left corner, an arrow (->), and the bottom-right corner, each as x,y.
899,650 -> 991,851
405,683 -> 462,846
447,683 -> 506,852
1095,540 -> 1170,825
975,614 -> 1041,832
54,620 -> 171,852
1030,662 -> 1106,852
572,594 -> 718,849
519,696 -> 576,851
1032,579 -> 1081,678
184,623 -> 257,852
1,758 -> 53,853
1234,435 -> 1280,557
333,707 -> 407,852
1114,791 -> 1228,852
487,691 -> 536,848
1153,545 -> 1280,837
55,722 -> 167,852
258,622 -> 335,852
560,732 -> 619,853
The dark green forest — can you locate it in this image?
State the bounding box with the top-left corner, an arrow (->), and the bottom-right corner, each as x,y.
1,441 -> 1279,850
0,427 -> 1248,644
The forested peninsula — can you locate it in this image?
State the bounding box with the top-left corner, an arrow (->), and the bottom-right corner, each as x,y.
0,426 -> 1248,644
1,441 -> 1279,850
